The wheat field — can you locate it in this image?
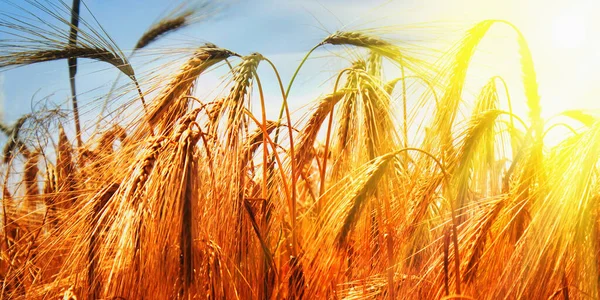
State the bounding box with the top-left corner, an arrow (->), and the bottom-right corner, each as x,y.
0,0 -> 598,299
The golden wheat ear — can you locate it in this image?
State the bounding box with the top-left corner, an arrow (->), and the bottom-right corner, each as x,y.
321,31 -> 391,48
21,149 -> 40,229
1,47 -> 134,78
136,10 -> 195,51
319,30 -> 431,74
0,0 -> 136,79
134,1 -> 223,51
145,44 -> 238,133
336,152 -> 396,247
295,92 -> 345,173
211,52 -> 264,144
559,110 -> 598,127
332,62 -> 362,161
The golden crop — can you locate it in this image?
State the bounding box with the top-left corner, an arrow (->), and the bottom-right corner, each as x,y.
0,1 -> 597,299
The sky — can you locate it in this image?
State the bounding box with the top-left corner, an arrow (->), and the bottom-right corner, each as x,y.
0,0 -> 598,140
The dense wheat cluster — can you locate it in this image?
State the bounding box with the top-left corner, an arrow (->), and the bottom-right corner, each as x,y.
1,1 -> 599,299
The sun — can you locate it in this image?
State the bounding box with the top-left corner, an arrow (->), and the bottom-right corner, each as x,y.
551,13 -> 587,49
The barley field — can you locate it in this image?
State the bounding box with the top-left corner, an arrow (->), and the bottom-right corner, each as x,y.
0,0 -> 598,299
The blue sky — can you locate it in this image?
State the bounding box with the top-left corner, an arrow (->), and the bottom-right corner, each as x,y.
0,0 -> 599,138
0,0 -> 375,124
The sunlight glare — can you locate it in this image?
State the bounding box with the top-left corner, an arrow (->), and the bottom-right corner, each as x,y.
551,13 -> 586,49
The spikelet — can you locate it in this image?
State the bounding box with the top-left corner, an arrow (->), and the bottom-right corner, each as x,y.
321,31 -> 391,48
134,1 -> 221,50
452,110 -> 502,220
1,47 -> 134,79
319,30 -> 432,81
146,44 -> 237,134
56,124 -> 76,209
357,72 -> 398,159
227,53 -> 264,120
21,150 -> 40,229
561,110 -> 597,127
211,53 -> 264,146
404,171 -> 445,239
514,28 -> 542,137
333,60 -> 363,163
336,152 -> 396,247
366,51 -> 383,80
43,163 -> 58,226
295,92 -> 345,173
135,11 -> 195,51
461,197 -> 505,284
